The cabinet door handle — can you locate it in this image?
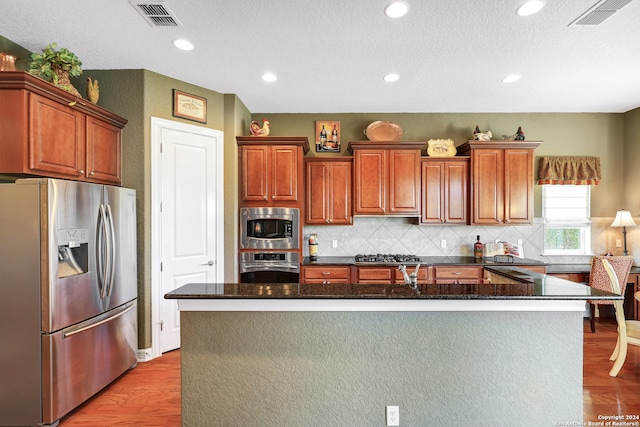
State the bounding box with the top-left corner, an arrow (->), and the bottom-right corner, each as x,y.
78,169 -> 85,175
90,171 -> 95,176
321,272 -> 331,275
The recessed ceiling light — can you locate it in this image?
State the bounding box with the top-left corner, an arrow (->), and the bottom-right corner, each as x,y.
384,1 -> 409,18
262,73 -> 277,82
502,74 -> 522,83
517,0 -> 545,17
384,73 -> 400,82
173,39 -> 194,51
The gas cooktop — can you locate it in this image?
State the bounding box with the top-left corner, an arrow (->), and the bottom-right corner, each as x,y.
354,254 -> 422,263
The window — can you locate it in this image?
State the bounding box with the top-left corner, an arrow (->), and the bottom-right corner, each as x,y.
542,185 -> 591,255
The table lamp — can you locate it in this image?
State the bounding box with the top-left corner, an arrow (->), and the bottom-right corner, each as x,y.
611,210 -> 636,255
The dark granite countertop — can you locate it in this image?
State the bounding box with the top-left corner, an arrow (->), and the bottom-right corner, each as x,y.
303,256 -> 548,267
545,264 -> 640,275
165,266 -> 620,301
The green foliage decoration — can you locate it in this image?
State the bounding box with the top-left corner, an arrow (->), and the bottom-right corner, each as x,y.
28,43 -> 82,90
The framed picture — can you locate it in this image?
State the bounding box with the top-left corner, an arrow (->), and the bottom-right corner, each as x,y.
315,121 -> 340,152
173,89 -> 207,123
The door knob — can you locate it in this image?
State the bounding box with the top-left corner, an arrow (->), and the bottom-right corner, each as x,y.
201,260 -> 215,266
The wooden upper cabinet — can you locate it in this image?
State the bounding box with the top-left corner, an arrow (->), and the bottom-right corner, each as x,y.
353,148 -> 386,214
388,149 -> 421,214
86,115 -> 122,184
237,136 -> 309,207
350,141 -> 424,216
458,140 -> 541,225
240,144 -> 269,201
421,158 -> 469,224
0,72 -> 127,185
271,145 -> 299,201
29,94 -> 86,178
504,148 -> 534,223
305,158 -> 352,225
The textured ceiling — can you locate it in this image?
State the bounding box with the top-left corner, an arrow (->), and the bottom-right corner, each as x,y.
1,0 -> 639,113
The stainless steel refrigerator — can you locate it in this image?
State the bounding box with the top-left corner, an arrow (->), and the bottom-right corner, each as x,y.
0,178 -> 138,427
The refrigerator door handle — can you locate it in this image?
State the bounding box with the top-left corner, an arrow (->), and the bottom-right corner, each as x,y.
105,204 -> 116,297
63,302 -> 135,338
97,204 -> 108,298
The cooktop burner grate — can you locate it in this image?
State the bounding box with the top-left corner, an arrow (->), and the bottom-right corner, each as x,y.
354,254 -> 422,263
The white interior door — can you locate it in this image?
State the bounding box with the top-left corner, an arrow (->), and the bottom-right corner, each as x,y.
151,118 -> 224,355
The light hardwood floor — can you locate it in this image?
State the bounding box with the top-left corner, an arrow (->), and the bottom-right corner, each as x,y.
59,318 -> 640,426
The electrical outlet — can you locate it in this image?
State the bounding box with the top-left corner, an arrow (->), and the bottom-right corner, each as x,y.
332,239 -> 338,248
386,406 -> 399,426
440,239 -> 447,248
517,239 -> 523,246
616,239 -> 622,248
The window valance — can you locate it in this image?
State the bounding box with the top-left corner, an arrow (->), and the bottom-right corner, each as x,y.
537,156 -> 601,185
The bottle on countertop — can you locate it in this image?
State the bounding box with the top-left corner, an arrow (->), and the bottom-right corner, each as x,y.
473,235 -> 484,259
309,233 -> 318,261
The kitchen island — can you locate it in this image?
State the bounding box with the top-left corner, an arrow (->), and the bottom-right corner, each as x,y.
165,267 -> 620,427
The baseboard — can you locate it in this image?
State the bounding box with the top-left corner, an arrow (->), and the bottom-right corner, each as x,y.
137,348 -> 155,362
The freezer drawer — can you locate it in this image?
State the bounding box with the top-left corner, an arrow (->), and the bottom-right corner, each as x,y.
42,301 -> 137,425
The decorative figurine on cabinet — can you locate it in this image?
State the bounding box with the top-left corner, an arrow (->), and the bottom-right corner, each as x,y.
515,126 -> 525,140
473,125 -> 492,141
250,118 -> 270,136
87,76 -> 99,104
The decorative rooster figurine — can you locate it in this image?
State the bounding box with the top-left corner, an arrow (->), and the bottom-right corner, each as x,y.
86,76 -> 99,104
250,118 -> 270,137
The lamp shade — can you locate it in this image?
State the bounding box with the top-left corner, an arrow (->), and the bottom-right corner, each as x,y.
611,210 -> 636,228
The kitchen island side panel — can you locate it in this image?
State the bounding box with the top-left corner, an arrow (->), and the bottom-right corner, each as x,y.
181,311 -> 582,426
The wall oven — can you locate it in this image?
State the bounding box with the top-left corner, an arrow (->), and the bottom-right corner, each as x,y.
240,252 -> 300,283
240,207 -> 300,250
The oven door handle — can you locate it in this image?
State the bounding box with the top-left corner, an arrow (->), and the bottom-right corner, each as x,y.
241,264 -> 299,271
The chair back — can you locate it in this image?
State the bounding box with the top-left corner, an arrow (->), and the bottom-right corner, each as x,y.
602,259 -> 623,295
588,256 -> 633,297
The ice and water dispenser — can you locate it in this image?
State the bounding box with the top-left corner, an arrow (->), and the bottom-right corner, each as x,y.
57,228 -> 89,278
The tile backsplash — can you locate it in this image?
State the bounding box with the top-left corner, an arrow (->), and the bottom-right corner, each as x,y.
303,217 -> 639,266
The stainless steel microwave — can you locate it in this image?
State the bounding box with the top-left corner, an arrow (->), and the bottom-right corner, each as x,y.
240,207 -> 300,250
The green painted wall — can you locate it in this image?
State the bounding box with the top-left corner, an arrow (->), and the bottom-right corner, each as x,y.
223,94 -> 252,282
624,107 -> 640,215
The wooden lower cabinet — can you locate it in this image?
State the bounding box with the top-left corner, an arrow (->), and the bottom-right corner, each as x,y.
517,265 -> 547,274
547,273 -> 587,282
394,268 -> 430,284
433,266 -> 484,284
354,266 -> 429,284
301,266 -> 350,284
355,267 -> 394,284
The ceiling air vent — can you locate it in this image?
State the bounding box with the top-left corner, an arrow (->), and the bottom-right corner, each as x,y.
131,1 -> 182,27
569,0 -> 634,26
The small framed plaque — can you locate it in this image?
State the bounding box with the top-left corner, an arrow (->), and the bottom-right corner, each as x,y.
173,89 -> 207,123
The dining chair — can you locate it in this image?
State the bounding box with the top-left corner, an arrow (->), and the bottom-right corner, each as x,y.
586,256 -> 633,333
604,259 -> 640,377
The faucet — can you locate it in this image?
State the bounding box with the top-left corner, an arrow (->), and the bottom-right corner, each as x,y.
398,263 -> 420,289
